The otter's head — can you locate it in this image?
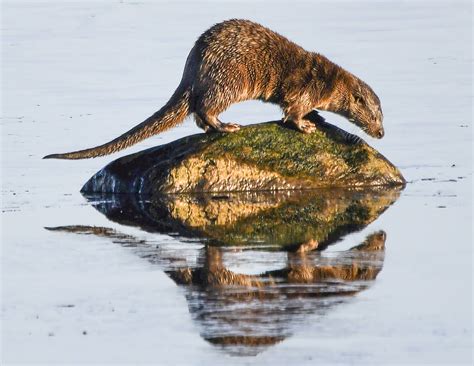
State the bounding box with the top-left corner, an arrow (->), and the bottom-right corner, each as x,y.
313,61 -> 385,139
344,79 -> 384,139
310,56 -> 385,138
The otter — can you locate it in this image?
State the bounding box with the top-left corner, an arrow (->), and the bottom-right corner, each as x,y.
44,19 -> 384,160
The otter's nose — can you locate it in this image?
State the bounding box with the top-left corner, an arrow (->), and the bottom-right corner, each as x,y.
376,129 -> 384,138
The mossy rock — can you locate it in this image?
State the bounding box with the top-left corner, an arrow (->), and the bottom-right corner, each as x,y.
81,112 -> 405,194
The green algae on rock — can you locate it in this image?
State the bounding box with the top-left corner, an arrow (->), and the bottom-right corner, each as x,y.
81,112 -> 405,194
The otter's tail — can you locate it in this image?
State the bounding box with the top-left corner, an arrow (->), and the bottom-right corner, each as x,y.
43,85 -> 191,159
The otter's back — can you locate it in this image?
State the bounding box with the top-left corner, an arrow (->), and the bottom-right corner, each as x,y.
194,19 -> 307,100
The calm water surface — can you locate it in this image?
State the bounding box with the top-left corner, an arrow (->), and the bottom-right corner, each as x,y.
2,1 -> 472,364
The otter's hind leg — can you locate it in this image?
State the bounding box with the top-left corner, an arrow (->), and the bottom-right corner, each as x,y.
194,113 -> 239,133
194,84 -> 241,133
196,111 -> 241,133
194,113 -> 210,132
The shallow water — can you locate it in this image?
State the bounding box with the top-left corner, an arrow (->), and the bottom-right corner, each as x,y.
1,1 -> 472,364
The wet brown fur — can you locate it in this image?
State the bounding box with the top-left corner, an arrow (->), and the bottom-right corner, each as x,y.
44,19 -> 384,160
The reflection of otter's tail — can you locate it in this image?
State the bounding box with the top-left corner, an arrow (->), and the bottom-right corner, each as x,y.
43,85 -> 191,159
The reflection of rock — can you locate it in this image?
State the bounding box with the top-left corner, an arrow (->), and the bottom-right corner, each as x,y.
81,112 -> 405,194
85,186 -> 401,248
48,187 -> 398,356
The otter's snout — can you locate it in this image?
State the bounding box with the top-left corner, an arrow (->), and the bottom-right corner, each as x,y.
368,109 -> 384,138
367,127 -> 384,139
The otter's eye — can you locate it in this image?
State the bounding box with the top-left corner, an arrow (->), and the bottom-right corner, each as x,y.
354,96 -> 364,105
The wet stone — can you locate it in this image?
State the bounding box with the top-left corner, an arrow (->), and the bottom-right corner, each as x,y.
81,113 -> 405,195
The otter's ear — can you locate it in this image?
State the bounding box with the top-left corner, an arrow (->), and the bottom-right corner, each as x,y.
353,95 -> 365,105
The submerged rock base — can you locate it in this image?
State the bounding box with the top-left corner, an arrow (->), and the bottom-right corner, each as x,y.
81,112 -> 405,194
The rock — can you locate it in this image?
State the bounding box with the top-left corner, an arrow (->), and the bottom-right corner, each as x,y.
81,112 -> 405,194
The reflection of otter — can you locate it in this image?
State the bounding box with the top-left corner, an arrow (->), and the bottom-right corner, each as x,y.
165,232 -> 385,355
47,188 -> 397,356
169,232 -> 385,287
47,223 -> 386,356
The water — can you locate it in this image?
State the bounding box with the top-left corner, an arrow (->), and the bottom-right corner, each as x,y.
1,1 -> 472,364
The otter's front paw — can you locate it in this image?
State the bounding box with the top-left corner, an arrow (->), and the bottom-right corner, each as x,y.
294,120 -> 316,134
